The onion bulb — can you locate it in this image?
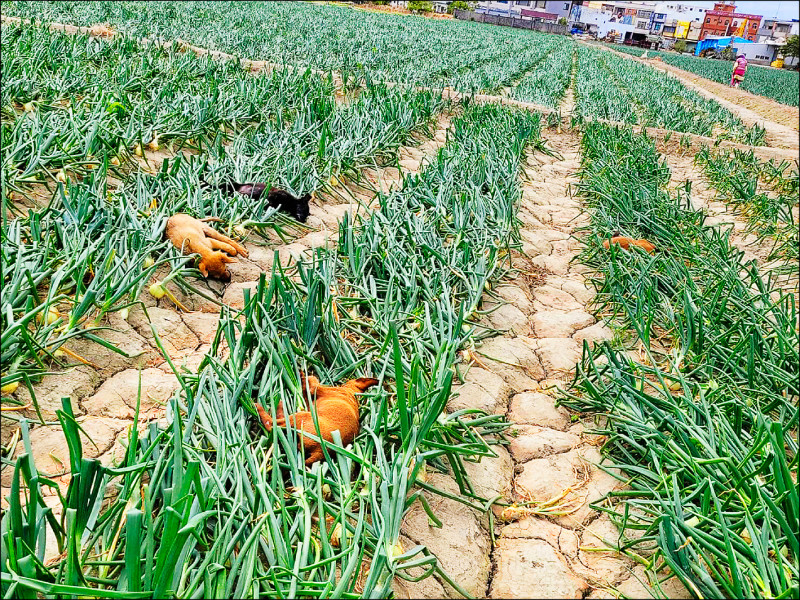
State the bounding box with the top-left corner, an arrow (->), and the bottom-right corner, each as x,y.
330,522 -> 343,547
388,541 -> 404,560
1,382 -> 19,395
23,102 -> 34,113
36,306 -> 60,325
143,256 -> 155,269
149,282 -> 166,299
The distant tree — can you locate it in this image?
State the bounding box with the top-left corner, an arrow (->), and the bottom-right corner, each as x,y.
372,0 -> 389,4
558,16 -> 567,25
721,45 -> 735,60
408,1 -> 433,13
448,1 -> 469,13
782,34 -> 799,60
673,39 -> 686,53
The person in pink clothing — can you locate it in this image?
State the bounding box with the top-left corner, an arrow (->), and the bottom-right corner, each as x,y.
730,54 -> 748,88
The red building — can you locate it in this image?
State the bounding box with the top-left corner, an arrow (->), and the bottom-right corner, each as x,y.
700,3 -> 762,41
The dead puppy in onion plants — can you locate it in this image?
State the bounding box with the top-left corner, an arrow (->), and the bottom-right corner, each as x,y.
255,372 -> 379,466
200,177 -> 312,223
165,213 -> 248,282
602,233 -> 657,254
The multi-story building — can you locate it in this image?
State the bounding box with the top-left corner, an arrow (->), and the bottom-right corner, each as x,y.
651,2 -> 706,38
699,2 -> 761,41
519,1 -> 574,21
569,3 -> 652,43
755,18 -> 799,66
757,18 -> 800,44
475,1 -> 573,21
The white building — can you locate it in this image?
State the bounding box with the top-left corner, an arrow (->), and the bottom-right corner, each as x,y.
756,19 -> 799,66
476,1 -> 573,21
650,2 -> 706,39
757,18 -> 799,44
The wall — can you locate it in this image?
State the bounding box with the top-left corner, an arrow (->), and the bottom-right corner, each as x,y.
454,8 -> 569,33
731,42 -> 777,65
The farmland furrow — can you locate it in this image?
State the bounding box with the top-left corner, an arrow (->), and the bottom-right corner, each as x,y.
469,127 -> 693,599
558,49 -> 577,119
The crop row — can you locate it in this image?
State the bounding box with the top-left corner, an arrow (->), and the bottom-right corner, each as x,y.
601,43 -> 800,107
1,24 -> 444,400
574,46 -> 765,143
3,0 -> 572,94
561,122 -> 799,599
509,43 -> 574,109
2,102 -> 546,599
695,146 -> 799,270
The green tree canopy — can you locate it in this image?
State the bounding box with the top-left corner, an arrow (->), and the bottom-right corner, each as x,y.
782,34 -> 799,59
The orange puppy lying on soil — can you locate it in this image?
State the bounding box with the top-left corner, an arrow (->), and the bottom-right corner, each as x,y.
165,213 -> 248,281
603,236 -> 656,254
256,373 -> 379,466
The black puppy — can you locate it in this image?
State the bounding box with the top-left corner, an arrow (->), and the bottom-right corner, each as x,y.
201,177 -> 311,223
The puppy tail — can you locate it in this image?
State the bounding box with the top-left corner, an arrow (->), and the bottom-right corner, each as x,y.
352,377 -> 380,392
255,403 -> 274,432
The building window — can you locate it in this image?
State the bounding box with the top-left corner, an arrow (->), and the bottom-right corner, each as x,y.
564,2 -> 570,10
517,0 -> 530,5
725,20 -> 729,25
706,17 -> 710,23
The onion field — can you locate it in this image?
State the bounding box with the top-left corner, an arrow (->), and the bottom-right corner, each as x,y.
1,3 -> 798,600
1,23 -> 448,390
603,43 -> 800,107
3,0 -> 569,95
574,46 -> 766,143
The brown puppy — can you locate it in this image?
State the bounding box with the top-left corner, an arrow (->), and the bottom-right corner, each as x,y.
165,213 -> 248,281
256,373 -> 379,466
603,236 -> 656,254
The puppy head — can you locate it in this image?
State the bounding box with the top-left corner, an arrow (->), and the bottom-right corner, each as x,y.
200,252 -> 237,281
294,193 -> 312,223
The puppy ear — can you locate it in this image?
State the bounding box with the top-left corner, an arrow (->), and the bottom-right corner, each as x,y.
353,377 -> 379,391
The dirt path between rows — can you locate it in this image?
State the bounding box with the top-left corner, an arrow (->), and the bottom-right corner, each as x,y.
394,120 -> 690,598
587,42 -> 799,149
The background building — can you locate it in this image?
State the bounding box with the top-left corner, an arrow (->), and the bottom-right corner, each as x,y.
757,18 -> 799,43
700,2 -> 761,41
476,1 -> 573,21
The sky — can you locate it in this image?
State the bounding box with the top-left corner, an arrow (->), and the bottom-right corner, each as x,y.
687,1 -> 799,20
